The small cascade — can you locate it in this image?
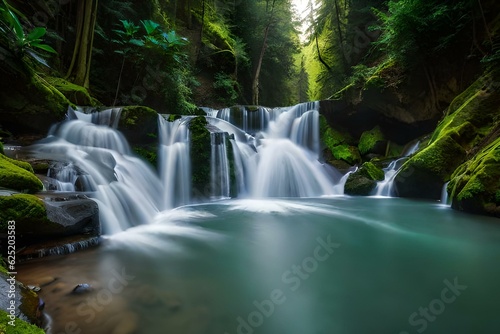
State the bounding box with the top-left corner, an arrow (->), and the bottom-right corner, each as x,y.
441,181 -> 450,205
210,132 -> 231,199
215,106 -> 270,134
67,106 -> 122,128
374,141 -> 420,197
333,168 -> 356,195
34,108 -> 163,234
158,115 -> 192,208
290,109 -> 320,158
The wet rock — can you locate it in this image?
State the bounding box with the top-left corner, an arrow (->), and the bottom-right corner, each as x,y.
44,197 -> 100,236
72,283 -> 93,295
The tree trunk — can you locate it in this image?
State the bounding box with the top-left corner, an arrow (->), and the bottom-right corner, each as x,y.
66,0 -> 97,89
252,0 -> 277,105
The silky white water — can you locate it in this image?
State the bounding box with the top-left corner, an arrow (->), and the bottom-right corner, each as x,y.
35,102 -> 342,233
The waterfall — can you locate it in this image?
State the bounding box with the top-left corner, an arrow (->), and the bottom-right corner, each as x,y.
158,115 -> 192,209
441,181 -> 450,206
34,108 -> 163,234
210,132 -> 231,199
36,102 -> 344,234
373,141 -> 420,197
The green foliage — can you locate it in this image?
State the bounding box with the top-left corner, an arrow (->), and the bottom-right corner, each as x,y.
372,0 -> 472,68
358,126 -> 385,155
0,0 -> 56,67
0,141 -> 3,155
0,154 -> 42,193
0,310 -> 45,334
111,18 -> 195,113
213,72 -> 239,105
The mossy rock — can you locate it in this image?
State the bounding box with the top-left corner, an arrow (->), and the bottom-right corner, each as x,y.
189,116 -> 211,197
0,194 -> 52,233
0,70 -> 70,135
394,73 -> 500,199
0,154 -> 43,193
330,144 -> 361,165
0,310 -> 45,334
359,162 -> 385,181
319,115 -> 359,165
119,106 -> 159,146
344,162 -> 384,196
358,126 -> 386,155
448,137 -> 500,217
345,173 -> 376,196
45,77 -> 98,106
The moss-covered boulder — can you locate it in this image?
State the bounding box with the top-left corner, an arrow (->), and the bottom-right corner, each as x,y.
0,194 -> 100,243
0,154 -> 43,193
394,73 -> 500,199
0,69 -> 70,136
448,137 -> 500,217
358,126 -> 386,156
189,116 -> 211,197
119,106 -> 159,147
344,162 -> 385,195
45,77 -> 98,106
319,115 -> 361,166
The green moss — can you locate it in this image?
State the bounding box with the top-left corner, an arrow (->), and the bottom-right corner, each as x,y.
189,116 -> 211,196
0,194 -> 51,233
0,155 -> 43,193
168,114 -> 182,122
358,126 -> 385,155
319,115 -> 349,150
449,137 -> 500,216
119,106 -> 159,146
0,310 -> 45,334
360,162 -> 385,181
120,106 -> 158,128
331,144 -> 361,165
45,77 -> 97,106
30,75 -> 71,119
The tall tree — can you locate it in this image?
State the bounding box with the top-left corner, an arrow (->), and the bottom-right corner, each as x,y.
252,0 -> 278,105
66,0 -> 98,89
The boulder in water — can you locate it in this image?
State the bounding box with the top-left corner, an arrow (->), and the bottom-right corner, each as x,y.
345,162 -> 384,196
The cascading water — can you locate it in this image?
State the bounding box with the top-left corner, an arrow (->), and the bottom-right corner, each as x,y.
158,115 -> 192,208
441,181 -> 450,205
36,102 -> 343,234
34,107 -> 163,234
373,141 -> 420,196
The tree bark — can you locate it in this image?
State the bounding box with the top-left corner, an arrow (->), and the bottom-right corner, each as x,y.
66,0 -> 97,89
